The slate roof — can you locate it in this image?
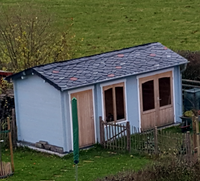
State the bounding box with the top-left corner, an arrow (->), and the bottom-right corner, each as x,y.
6,42 -> 189,91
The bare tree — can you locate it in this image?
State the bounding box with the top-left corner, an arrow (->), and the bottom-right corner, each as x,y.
0,2 -> 75,72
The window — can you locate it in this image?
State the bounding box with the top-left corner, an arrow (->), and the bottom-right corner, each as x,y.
159,77 -> 171,107
105,88 -> 114,122
142,80 -> 155,111
103,83 -> 126,122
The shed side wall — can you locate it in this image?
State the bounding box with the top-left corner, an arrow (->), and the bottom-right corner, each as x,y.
14,75 -> 65,150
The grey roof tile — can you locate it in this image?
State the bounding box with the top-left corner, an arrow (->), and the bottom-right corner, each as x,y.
7,42 -> 189,91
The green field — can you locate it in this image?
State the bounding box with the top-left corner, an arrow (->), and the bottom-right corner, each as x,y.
1,0 -> 200,59
2,146 -> 149,181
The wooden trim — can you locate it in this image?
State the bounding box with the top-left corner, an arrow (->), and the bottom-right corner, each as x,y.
103,85 -> 113,91
142,108 -> 156,114
139,75 -> 156,113
123,83 -> 126,120
68,86 -> 94,94
137,68 -> 174,79
103,83 -> 124,91
157,71 -> 173,109
103,82 -> 126,123
112,86 -> 117,121
103,88 -> 107,124
101,79 -> 127,122
139,78 -> 142,128
154,74 -> 159,126
100,79 -> 126,87
159,104 -> 173,110
92,87 -> 97,143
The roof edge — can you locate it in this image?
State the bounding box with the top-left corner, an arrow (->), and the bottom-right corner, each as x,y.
61,62 -> 189,91
33,70 -> 61,91
5,68 -> 61,91
5,68 -> 33,82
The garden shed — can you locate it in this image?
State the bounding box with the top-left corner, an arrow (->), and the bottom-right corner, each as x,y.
6,42 -> 188,153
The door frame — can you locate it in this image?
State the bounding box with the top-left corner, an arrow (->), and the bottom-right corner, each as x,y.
68,86 -> 96,151
136,68 -> 175,131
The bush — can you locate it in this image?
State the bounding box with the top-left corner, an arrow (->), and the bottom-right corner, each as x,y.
177,50 -> 200,80
97,158 -> 200,181
0,2 -> 77,72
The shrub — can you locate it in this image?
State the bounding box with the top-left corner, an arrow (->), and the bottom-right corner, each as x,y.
0,2 -> 77,72
97,157 -> 200,181
177,50 -> 200,80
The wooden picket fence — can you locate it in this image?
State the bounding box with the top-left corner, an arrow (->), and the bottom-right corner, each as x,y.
0,117 -> 14,178
0,109 -> 17,149
99,117 -> 130,151
99,116 -> 200,164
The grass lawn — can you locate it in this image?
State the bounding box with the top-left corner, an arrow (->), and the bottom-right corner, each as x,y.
1,146 -> 149,181
1,0 -> 200,58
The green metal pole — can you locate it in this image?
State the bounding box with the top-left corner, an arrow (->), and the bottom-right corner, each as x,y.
72,98 -> 79,181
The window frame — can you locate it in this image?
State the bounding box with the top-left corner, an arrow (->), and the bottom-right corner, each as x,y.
101,80 -> 127,123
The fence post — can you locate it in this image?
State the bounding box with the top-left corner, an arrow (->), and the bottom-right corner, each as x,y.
11,108 -> 17,148
126,122 -> 130,152
192,116 -> 196,132
7,117 -> 14,172
196,117 -> 200,159
154,126 -> 158,155
186,131 -> 191,165
192,116 -> 197,153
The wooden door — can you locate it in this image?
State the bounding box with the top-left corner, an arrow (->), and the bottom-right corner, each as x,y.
139,75 -> 158,131
71,89 -> 95,148
139,71 -> 174,131
157,71 -> 174,126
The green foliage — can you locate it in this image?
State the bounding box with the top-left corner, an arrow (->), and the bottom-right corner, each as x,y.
0,2 -> 78,72
163,125 -> 182,133
0,78 -> 13,94
178,51 -> 200,80
184,110 -> 194,117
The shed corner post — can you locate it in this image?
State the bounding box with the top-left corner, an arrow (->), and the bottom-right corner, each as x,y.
7,117 -> 14,172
